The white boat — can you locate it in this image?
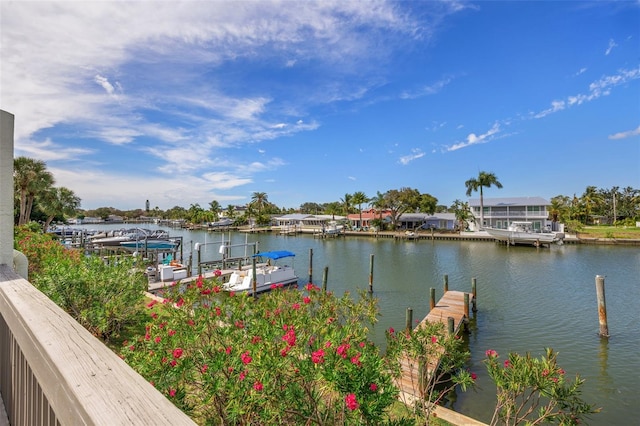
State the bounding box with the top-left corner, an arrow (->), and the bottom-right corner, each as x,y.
120,238 -> 180,251
89,228 -> 170,247
485,221 -> 565,247
322,220 -> 344,235
224,250 -> 298,294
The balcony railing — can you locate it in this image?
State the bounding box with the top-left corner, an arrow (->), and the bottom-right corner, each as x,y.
0,264 -> 196,425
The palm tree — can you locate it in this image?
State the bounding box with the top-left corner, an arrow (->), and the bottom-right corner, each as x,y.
14,157 -> 55,225
451,199 -> 474,233
340,193 -> 352,216
209,200 -> 221,220
465,171 -> 503,229
369,191 -> 387,228
251,192 -> 268,216
351,191 -> 369,229
40,187 -> 81,231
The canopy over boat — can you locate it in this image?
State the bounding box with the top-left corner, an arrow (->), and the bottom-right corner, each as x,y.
253,250 -> 295,260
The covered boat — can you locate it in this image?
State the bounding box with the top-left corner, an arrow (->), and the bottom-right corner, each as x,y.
224,250 -> 298,294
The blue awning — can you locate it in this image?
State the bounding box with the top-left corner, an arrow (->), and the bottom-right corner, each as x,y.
253,250 -> 295,260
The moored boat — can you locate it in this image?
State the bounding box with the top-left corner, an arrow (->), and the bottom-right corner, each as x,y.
485,221 -> 564,247
224,250 -> 298,295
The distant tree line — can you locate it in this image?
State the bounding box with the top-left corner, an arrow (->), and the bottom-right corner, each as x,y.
13,157 -> 639,229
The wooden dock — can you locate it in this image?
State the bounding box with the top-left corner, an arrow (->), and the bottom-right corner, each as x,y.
396,289 -> 475,405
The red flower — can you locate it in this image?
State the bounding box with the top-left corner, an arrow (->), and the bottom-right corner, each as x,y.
471,372 -> 478,381
146,300 -> 157,308
176,298 -> 185,307
225,346 -> 232,355
350,352 -> 362,367
241,351 -> 252,365
369,383 -> 378,392
239,371 -> 246,381
168,329 -> 176,336
253,381 -> 263,391
344,393 -> 359,411
214,269 -> 222,277
282,328 -> 297,346
303,296 -> 311,304
336,343 -> 350,359
213,285 -> 221,293
504,360 -> 511,368
311,349 -> 325,364
485,349 -> 498,358
201,364 -> 208,373
389,327 -> 395,334
173,348 -> 183,359
291,303 -> 300,310
170,360 -> 177,367
169,388 -> 176,397
431,336 -> 438,344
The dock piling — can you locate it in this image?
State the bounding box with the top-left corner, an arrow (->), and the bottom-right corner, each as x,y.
405,308 -> 413,333
596,275 -> 609,337
430,288 -> 436,310
308,248 -> 313,284
322,266 -> 328,292
443,274 -> 449,292
471,277 -> 477,312
368,254 -> 374,293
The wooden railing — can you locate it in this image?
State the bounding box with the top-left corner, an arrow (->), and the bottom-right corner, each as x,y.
0,265 -> 196,425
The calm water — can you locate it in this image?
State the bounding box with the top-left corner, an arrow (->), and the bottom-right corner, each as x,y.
79,224 -> 640,425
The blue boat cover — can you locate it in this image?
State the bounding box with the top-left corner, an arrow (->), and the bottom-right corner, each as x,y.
253,250 -> 295,260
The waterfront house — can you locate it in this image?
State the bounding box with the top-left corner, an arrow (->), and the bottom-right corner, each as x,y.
468,196 -> 554,231
397,212 -> 457,230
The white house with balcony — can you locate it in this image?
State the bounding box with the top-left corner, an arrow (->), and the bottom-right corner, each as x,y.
468,197 -> 554,231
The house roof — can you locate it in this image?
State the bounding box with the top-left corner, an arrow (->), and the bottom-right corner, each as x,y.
468,197 -> 550,207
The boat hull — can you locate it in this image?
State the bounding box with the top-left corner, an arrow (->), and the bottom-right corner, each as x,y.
485,228 -> 563,246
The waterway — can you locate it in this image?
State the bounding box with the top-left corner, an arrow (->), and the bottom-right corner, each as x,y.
78,224 -> 640,425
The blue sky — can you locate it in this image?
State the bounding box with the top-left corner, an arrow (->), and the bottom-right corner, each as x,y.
1,1 -> 638,211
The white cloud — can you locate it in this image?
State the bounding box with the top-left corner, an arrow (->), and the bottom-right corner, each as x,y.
608,125 -> 640,140
445,122 -> 501,152
399,148 -> 425,164
400,76 -> 454,99
605,38 -> 618,55
534,66 -> 640,118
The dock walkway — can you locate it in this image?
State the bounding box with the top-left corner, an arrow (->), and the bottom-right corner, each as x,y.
396,289 -> 475,404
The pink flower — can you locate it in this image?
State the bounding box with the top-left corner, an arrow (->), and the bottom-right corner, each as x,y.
201,364 -> 208,373
280,347 -> 289,357
471,372 -> 478,381
241,351 -> 252,365
154,336 -> 161,344
225,346 -> 232,355
303,296 -> 311,304
235,320 -> 245,328
325,341 -> 332,348
558,369 -> 565,376
253,381 -> 263,391
214,269 -> 222,277
485,349 -> 498,358
169,388 -> 176,397
336,343 -> 350,359
170,360 -> 177,367
282,328 -> 297,346
291,303 -> 300,310
504,360 -> 511,368
146,300 -> 157,308
350,353 -> 362,367
173,348 -> 183,359
176,298 -> 184,307
215,306 -> 222,316
239,371 -> 246,381
213,285 -> 221,293
369,383 -> 378,392
359,342 -> 366,348
431,336 -> 438,344
168,329 -> 176,336
344,393 -> 359,411
251,336 -> 261,344
144,333 -> 151,341
389,327 -> 395,334
311,349 -> 325,364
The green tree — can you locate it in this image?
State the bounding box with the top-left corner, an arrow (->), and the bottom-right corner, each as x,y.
549,195 -> 571,224
419,193 -> 438,215
451,199 -> 474,232
251,192 -> 268,216
14,156 -> 55,225
208,200 -> 221,219
324,202 -> 342,220
40,186 -> 81,231
383,188 -> 421,229
351,191 -> 369,229
340,193 -> 353,216
465,171 -> 503,229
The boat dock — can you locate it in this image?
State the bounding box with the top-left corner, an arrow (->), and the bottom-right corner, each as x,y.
396,279 -> 476,404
